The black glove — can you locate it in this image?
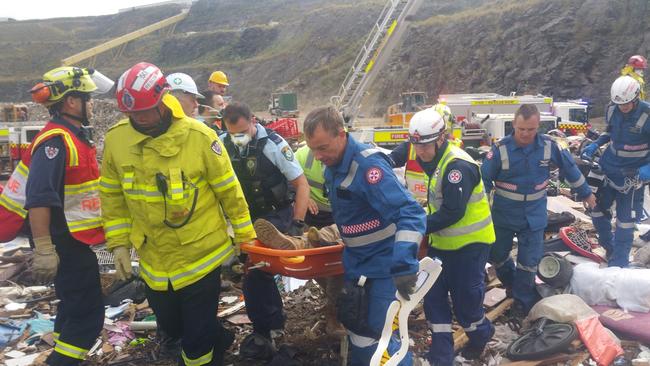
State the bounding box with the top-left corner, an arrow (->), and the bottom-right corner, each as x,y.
393,273 -> 418,300
287,220 -> 306,237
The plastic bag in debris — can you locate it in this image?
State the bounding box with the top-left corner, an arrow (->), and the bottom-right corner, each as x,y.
525,294 -> 598,327
0,320 -> 26,347
26,312 -> 54,336
104,277 -> 146,306
571,262 -> 650,312
575,316 -> 624,366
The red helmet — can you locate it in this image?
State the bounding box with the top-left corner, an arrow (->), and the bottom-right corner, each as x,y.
628,55 -> 648,69
116,62 -> 170,112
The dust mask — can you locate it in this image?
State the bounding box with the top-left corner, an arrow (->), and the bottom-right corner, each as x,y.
230,133 -> 252,149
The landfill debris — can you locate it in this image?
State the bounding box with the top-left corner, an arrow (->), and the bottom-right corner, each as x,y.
4,302 -> 27,311
571,263 -> 650,312
221,295 -> 239,304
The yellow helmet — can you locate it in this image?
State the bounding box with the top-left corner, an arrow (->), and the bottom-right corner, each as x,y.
432,103 -> 455,125
209,70 -> 230,86
30,66 -> 114,106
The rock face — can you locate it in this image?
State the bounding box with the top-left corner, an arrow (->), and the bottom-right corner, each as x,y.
369,0 -> 650,116
0,0 -> 648,116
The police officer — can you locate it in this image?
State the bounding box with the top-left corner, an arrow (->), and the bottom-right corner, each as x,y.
220,102 -> 310,360
101,62 -> 255,366
482,104 -> 595,315
581,76 -> 650,267
0,67 -> 113,365
407,109 -> 495,365
303,106 -> 426,365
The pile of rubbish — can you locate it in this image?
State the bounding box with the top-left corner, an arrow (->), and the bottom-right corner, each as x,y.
24,99 -> 124,156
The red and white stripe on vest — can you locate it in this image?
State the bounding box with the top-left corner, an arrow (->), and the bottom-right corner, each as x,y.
0,122 -> 104,245
404,143 -> 427,199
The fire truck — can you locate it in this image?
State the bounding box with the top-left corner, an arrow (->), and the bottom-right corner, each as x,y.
0,122 -> 46,178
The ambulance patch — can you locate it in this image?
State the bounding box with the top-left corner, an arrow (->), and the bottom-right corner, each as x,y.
366,167 -> 383,184
486,150 -> 493,160
281,146 -> 294,161
211,140 -> 222,155
45,146 -> 59,160
448,169 -> 462,184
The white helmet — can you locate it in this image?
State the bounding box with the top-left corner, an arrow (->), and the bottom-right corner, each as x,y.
432,103 -> 454,125
611,75 -> 640,105
408,109 -> 446,144
166,72 -> 205,98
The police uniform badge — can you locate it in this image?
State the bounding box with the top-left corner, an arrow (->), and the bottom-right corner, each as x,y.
281,146 -> 294,161
246,158 -> 257,175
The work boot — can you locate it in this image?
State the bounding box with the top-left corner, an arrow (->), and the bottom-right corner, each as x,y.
460,323 -> 495,360
156,328 -> 181,360
306,227 -> 321,248
213,326 -> 235,365
307,224 -> 341,247
239,332 -> 276,360
254,219 -> 305,250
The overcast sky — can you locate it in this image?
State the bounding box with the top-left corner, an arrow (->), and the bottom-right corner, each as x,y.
1,0 -> 169,20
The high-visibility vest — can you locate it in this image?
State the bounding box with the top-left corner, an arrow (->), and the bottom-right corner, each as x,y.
404,143 -> 427,199
295,146 -> 331,211
0,121 -> 104,245
426,144 -> 494,250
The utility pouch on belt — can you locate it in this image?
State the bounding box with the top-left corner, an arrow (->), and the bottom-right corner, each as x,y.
336,276 -> 378,339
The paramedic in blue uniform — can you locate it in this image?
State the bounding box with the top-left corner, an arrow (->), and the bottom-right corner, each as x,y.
303,106 -> 426,365
481,104 -> 595,315
581,76 -> 650,267
220,102 -> 310,360
408,109 -> 495,365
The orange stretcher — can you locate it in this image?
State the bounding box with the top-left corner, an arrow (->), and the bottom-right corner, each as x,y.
240,240 -> 344,279
241,239 -> 430,280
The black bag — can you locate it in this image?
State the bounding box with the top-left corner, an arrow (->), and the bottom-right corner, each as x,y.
336,279 -> 378,339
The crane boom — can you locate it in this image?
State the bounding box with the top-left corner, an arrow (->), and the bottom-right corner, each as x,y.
331,0 -> 425,126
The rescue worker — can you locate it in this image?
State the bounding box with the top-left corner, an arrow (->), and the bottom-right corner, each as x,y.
620,55 -> 647,100
100,62 -> 255,366
197,90 -> 225,132
581,76 -> 650,267
220,101 -> 310,360
295,145 -> 334,227
0,66 -> 113,365
482,104 -> 595,315
208,70 -> 229,96
408,109 -> 495,365
390,104 -> 459,202
166,72 -> 204,117
303,106 -> 426,365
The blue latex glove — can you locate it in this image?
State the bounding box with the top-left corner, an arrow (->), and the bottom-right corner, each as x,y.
639,165 -> 650,182
580,143 -> 598,161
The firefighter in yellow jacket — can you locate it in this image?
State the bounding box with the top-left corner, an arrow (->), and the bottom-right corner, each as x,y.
100,62 -> 255,366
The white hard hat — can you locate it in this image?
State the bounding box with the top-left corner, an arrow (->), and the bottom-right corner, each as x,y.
611,75 -> 640,105
166,72 -> 205,98
408,109 -> 446,144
